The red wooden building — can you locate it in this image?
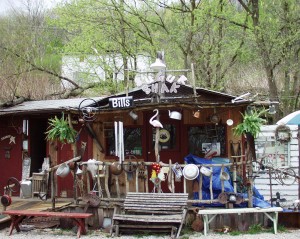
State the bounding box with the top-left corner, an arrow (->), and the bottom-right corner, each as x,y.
0,83 -> 251,198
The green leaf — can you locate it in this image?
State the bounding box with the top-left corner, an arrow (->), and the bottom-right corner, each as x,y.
46,114 -> 77,144
233,109 -> 267,138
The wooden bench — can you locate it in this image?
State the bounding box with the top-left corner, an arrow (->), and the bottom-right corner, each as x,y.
3,210 -> 93,238
198,207 -> 283,235
110,192 -> 188,238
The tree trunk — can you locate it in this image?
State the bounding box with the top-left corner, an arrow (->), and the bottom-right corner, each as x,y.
245,133 -> 255,208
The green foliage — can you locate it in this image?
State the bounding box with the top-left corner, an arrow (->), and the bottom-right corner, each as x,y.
229,230 -> 242,235
181,225 -> 194,235
233,109 -> 267,138
278,224 -> 287,232
248,223 -> 263,234
46,114 -> 77,144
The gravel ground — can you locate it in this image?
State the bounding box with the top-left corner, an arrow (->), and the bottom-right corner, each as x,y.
0,227 -> 300,239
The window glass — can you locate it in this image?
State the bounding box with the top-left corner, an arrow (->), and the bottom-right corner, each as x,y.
188,125 -> 226,157
255,136 -> 290,170
107,127 -> 142,156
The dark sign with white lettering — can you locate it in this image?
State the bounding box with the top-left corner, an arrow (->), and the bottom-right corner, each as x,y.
109,96 -> 133,108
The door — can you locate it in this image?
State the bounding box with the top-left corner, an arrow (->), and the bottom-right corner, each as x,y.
29,117 -> 47,174
145,109 -> 184,193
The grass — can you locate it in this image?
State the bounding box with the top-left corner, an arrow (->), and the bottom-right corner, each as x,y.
225,224 -> 288,236
181,225 -> 195,235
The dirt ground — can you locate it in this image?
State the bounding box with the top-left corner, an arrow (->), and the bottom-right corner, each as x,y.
0,227 -> 300,239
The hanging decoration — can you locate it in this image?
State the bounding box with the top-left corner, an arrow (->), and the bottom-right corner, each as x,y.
1,135 -> 16,144
46,113 -> 77,144
150,163 -> 164,193
114,121 -> 124,163
149,109 -> 163,128
275,125 -> 291,143
159,129 -> 170,143
172,162 -> 183,182
78,98 -> 98,122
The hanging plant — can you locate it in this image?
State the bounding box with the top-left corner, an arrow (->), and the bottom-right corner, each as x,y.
46,113 -> 77,144
233,108 -> 267,138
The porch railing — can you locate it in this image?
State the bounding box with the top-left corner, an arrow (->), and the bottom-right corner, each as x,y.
76,158 -> 249,205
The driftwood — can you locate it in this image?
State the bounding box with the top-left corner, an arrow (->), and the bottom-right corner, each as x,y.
48,156 -> 81,172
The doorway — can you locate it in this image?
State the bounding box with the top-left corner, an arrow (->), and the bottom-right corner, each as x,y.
145,109 -> 184,192
29,117 -> 47,174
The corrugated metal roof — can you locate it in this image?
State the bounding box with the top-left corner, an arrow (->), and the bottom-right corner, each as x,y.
0,97 -> 103,116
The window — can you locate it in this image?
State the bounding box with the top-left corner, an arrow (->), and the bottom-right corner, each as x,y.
188,125 -> 226,156
255,136 -> 290,170
106,127 -> 142,156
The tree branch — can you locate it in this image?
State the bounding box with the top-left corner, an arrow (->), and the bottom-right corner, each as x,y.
0,45 -> 80,88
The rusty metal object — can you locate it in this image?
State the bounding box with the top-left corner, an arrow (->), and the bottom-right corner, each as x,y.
82,193 -> 101,208
22,216 -> 59,229
1,195 -> 12,207
110,162 -> 123,175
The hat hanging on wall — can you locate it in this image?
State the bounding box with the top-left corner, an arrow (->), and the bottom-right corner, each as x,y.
183,164 -> 199,180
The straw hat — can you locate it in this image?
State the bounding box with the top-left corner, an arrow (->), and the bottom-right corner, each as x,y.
183,164 -> 199,180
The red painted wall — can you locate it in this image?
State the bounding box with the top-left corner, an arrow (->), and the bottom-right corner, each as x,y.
56,123 -> 93,198
0,118 -> 23,196
0,115 -> 93,199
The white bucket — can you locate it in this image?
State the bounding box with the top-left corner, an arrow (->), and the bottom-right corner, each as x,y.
200,166 -> 212,177
56,163 -> 70,177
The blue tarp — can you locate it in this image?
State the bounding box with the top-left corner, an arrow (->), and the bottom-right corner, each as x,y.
184,154 -> 271,208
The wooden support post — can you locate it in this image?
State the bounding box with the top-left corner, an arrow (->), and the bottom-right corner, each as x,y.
233,163 -> 237,193
105,165 -> 110,198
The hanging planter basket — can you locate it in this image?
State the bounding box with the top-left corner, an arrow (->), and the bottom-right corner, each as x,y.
46,113 -> 77,144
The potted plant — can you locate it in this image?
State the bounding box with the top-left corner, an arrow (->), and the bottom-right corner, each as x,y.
233,108 -> 267,208
46,113 -> 77,144
234,108 -> 267,139
234,108 -> 267,160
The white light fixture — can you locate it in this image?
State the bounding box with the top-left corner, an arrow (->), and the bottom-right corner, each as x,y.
150,58 -> 166,71
226,119 -> 233,126
268,105 -> 276,114
150,51 -> 166,71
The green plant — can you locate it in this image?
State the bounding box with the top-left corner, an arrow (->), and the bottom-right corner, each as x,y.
229,230 -> 242,235
278,224 -> 287,232
233,109 -> 267,138
46,113 -> 77,144
181,226 -> 194,235
248,223 -> 263,234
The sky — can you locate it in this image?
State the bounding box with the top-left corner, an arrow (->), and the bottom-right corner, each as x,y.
0,0 -> 63,15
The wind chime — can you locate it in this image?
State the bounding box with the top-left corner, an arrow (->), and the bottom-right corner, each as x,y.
114,121 -> 124,164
